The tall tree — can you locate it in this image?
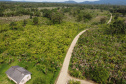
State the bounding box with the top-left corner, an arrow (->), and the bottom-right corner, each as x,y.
33,17 -> 38,25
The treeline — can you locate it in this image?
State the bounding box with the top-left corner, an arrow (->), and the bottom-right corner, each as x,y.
41,9 -> 64,24
0,2 -> 126,17
110,6 -> 126,16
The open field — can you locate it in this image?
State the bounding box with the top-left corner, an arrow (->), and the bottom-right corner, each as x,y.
0,15 -> 30,24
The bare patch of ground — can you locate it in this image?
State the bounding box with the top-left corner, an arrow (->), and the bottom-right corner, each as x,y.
0,15 -> 30,24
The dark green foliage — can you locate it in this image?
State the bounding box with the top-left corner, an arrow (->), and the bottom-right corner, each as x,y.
42,9 -> 52,19
42,9 -> 64,24
89,66 -> 109,83
62,8 -> 71,13
83,13 -> 92,21
76,12 -> 92,22
0,11 -> 3,17
30,15 -> 32,19
77,13 -> 83,22
32,77 -> 46,84
100,17 -> 107,24
106,19 -> 126,35
114,14 -> 119,20
23,19 -> 27,26
33,17 -> 38,25
9,22 -> 17,30
34,11 -> 40,17
50,11 -> 64,24
111,7 -> 126,16
0,47 -> 6,54
15,9 -> 31,16
69,29 -> 126,84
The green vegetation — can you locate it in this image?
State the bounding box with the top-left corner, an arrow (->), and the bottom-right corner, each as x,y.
68,80 -> 80,84
33,17 -> 38,25
0,16 -> 86,84
106,18 -> 126,35
69,28 -> 126,83
0,1 -> 125,84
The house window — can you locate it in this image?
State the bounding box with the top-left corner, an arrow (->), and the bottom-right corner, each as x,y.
27,76 -> 29,79
21,80 -> 24,83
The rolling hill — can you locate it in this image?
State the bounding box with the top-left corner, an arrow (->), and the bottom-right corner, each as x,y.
0,0 -> 126,5
81,0 -> 126,5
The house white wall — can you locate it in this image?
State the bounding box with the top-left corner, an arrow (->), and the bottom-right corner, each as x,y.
19,74 -> 31,84
7,75 -> 18,84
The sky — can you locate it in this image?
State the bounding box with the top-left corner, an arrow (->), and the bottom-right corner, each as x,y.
11,0 -> 99,2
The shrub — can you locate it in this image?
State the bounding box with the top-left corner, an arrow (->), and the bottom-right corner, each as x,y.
106,18 -> 126,35
50,11 -> 64,24
9,22 -> 17,30
89,66 -> 109,84
33,17 -> 38,25
77,13 -> 83,22
68,80 -> 80,84
100,17 -> 107,24
23,19 -> 27,26
30,15 -> 32,19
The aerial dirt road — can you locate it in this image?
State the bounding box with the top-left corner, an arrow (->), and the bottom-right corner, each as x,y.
56,14 -> 112,84
55,29 -> 93,84
107,13 -> 112,24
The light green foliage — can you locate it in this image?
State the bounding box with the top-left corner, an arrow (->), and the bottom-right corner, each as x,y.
0,19 -> 86,84
68,80 -> 80,84
69,29 -> 126,84
32,77 -> 46,84
0,2 -> 114,84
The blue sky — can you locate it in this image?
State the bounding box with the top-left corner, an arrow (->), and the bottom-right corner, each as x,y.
11,0 -> 99,2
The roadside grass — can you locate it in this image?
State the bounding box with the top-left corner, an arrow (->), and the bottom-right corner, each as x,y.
69,29 -> 126,83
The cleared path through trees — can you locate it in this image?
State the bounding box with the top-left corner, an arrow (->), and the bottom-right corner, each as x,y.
56,13 -> 112,84
56,29 -> 92,84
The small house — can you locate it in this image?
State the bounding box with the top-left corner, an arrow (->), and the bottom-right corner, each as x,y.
6,66 -> 31,84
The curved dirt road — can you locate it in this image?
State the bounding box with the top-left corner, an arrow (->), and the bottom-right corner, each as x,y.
107,13 -> 112,24
56,14 -> 112,84
56,29 -> 90,84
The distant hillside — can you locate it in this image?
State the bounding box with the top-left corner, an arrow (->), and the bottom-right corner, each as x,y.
0,0 -> 126,5
81,0 -> 126,5
64,0 -> 77,4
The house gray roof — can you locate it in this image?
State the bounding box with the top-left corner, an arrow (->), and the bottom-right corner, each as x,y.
6,66 -> 31,84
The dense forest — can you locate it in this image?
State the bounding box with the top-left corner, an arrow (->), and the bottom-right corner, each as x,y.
0,2 -> 126,84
